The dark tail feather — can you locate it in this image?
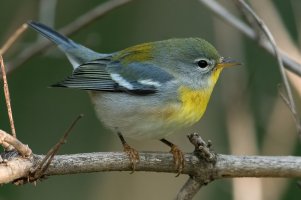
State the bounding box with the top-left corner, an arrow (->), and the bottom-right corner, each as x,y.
28,20 -> 107,68
27,20 -> 77,50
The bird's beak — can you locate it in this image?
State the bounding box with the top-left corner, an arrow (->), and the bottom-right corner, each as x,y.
217,57 -> 241,68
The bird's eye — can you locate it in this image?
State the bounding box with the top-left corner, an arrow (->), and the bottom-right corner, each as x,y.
197,59 -> 209,68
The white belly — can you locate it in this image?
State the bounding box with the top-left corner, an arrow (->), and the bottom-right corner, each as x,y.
90,92 -> 184,140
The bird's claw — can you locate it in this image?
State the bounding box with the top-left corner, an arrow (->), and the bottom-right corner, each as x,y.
170,145 -> 185,177
123,143 -> 140,173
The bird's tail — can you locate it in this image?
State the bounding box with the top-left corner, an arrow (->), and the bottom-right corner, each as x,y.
28,21 -> 77,50
27,21 -> 104,68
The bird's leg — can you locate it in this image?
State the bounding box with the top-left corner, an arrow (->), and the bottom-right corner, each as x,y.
160,138 -> 185,176
117,131 -> 140,173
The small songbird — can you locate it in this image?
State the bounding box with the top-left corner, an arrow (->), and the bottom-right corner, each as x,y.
28,21 -> 238,174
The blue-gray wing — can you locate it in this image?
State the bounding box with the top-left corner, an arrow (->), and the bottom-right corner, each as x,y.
53,59 -> 174,95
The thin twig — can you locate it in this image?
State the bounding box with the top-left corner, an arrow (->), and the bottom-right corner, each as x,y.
0,23 -> 28,55
187,133 -> 216,162
0,129 -> 32,157
197,0 -> 301,76
58,0 -> 131,37
0,56 -> 16,138
30,114 -> 83,180
278,85 -> 292,111
5,0 -> 132,73
0,24 -> 28,138
235,0 -> 301,135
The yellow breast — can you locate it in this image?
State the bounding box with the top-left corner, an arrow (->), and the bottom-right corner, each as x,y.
161,86 -> 213,126
154,68 -> 223,127
174,68 -> 223,125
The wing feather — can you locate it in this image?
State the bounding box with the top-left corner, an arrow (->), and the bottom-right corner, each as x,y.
53,59 -> 174,95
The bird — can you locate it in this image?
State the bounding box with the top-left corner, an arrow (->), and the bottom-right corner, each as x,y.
27,21 -> 239,175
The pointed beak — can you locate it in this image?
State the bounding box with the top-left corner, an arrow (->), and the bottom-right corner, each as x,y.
217,57 -> 241,68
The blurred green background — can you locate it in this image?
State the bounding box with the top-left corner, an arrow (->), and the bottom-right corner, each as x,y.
1,0 -> 301,199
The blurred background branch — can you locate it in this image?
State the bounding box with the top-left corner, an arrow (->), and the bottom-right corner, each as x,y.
209,1 -> 301,200
235,0 -> 301,138
198,0 -> 301,77
5,0 -> 132,74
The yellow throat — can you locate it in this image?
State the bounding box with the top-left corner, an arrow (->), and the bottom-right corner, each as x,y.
168,67 -> 223,125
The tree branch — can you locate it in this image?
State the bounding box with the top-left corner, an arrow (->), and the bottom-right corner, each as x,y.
0,130 -> 32,157
1,152 -> 301,184
1,132 -> 300,199
176,177 -> 205,200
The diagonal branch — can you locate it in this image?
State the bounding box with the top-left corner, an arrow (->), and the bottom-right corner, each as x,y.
30,114 -> 83,181
234,0 -> 301,137
197,0 -> 301,77
0,23 -> 28,56
176,177 -> 205,200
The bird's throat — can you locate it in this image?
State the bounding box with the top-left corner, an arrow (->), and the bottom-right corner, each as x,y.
174,86 -> 214,125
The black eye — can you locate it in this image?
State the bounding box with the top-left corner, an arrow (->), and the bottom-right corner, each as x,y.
197,60 -> 209,68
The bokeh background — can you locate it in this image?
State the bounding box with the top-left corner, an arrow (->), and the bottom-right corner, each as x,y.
1,0 -> 301,199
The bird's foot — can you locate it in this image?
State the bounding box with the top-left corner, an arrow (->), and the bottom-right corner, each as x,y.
116,130 -> 140,173
123,143 -> 140,173
170,144 -> 185,177
160,138 -> 185,176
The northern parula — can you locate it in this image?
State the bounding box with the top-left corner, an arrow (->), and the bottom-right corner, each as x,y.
28,21 -> 238,174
